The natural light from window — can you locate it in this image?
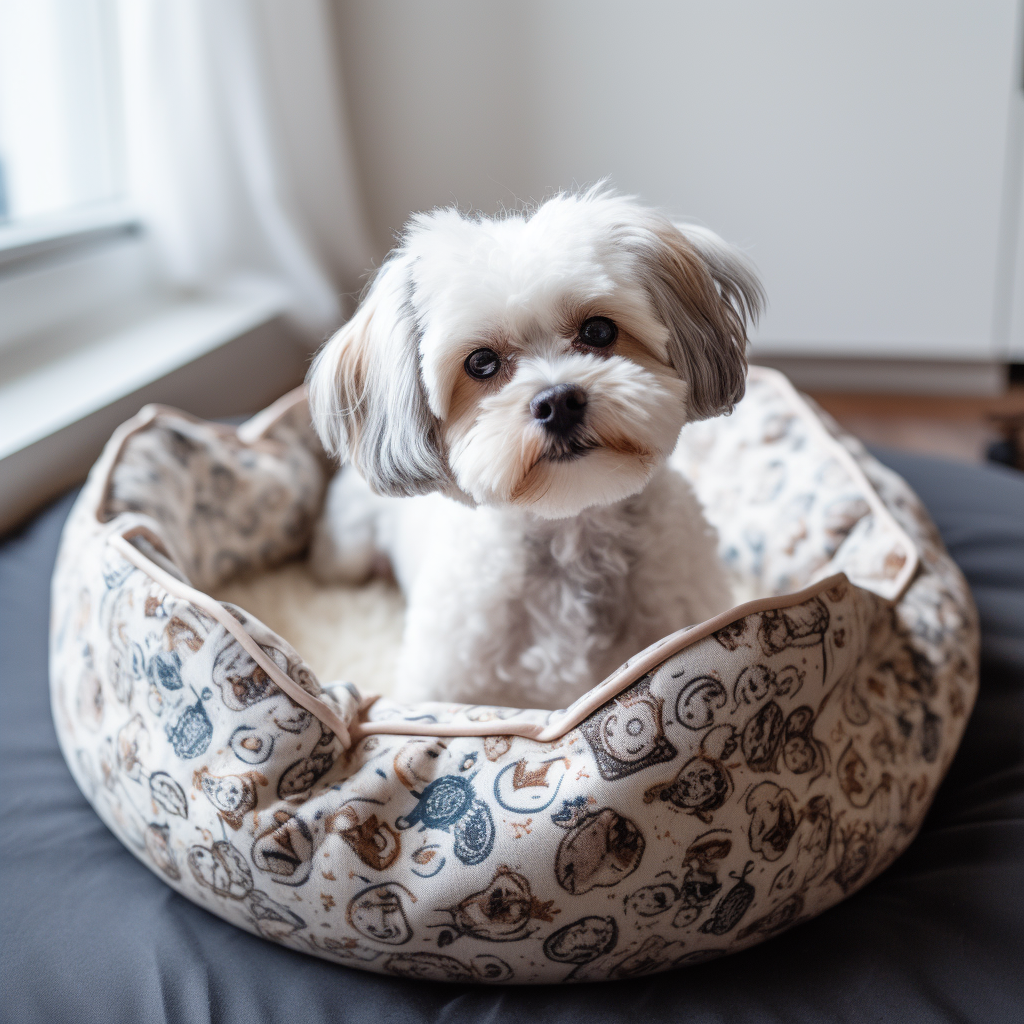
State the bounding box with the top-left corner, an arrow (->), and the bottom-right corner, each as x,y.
0,0 -> 123,230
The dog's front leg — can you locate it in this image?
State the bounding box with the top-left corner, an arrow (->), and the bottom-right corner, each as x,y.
308,466 -> 396,584
390,503 -> 528,707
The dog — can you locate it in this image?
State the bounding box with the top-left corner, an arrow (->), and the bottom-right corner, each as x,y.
306,187 -> 763,710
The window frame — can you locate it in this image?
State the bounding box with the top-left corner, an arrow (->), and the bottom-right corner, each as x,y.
0,199 -> 140,273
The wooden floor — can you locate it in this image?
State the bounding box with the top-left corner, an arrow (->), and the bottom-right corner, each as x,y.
808,386 -> 1024,464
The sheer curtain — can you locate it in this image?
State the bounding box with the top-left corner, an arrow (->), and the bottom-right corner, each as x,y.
119,0 -> 372,336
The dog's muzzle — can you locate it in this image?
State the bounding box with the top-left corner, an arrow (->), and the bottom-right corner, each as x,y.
530,383 -> 594,462
530,384 -> 587,436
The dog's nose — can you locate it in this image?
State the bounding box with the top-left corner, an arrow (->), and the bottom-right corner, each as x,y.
530,384 -> 587,435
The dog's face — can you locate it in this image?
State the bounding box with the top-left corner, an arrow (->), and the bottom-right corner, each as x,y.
308,189 -> 763,518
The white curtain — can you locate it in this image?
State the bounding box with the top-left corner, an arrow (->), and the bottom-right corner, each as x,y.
119,0 -> 372,336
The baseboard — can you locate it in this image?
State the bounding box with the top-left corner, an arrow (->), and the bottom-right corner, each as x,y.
751,355 -> 1009,396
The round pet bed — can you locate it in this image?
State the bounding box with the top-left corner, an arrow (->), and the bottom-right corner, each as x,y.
49,367 -> 978,983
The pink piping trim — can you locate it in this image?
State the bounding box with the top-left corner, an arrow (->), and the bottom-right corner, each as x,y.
744,366 -> 919,603
236,386 -> 308,443
108,531 -> 354,749
349,571 -> 853,743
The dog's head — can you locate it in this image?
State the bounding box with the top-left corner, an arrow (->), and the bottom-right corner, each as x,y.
308,188 -> 763,518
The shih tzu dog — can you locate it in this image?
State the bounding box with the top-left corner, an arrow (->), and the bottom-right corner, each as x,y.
306,187 -> 763,711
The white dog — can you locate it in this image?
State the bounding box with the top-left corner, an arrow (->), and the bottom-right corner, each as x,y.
306,188 -> 763,711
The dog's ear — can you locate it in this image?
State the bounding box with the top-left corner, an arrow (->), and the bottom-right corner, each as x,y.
637,220 -> 764,420
306,258 -> 451,497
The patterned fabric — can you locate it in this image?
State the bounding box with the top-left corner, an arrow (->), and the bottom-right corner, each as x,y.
674,371 -> 917,602
103,406 -> 328,591
49,369 -> 978,984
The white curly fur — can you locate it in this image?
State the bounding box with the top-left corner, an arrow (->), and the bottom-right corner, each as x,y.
307,188 -> 763,710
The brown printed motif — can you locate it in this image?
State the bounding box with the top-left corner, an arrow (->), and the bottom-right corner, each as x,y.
145,823 -> 180,880
252,811 -> 314,887
493,756 -> 571,813
746,782 -> 799,862
675,674 -> 728,730
334,811 -> 401,872
149,771 -> 188,818
609,935 -> 689,978
618,836 -> 734,932
758,600 -> 829,656
655,832 -> 734,929
438,866 -> 557,943
781,706 -> 828,778
553,803 -> 645,895
48,373 -> 979,983
698,862 -> 756,936
229,725 -> 275,765
193,766 -> 265,830
579,678 -> 677,780
543,915 -> 618,966
248,889 -> 307,940
212,640 -> 282,711
765,795 -> 833,900
381,952 -> 514,983
347,883 -> 414,945
188,840 -> 253,899
276,729 -> 336,800
643,724 -> 737,824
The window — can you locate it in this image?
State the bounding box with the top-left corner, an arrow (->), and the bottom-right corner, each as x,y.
0,0 -> 149,366
0,0 -> 124,232
0,0 -> 339,528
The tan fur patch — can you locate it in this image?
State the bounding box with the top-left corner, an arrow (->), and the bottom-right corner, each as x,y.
508,433 -> 550,504
595,432 -> 656,463
611,331 -> 675,376
443,341 -> 517,448
651,224 -> 744,346
555,299 -> 674,372
446,370 -> 485,445
337,313 -> 371,419
510,464 -> 546,504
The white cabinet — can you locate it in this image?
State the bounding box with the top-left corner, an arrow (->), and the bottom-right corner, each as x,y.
337,0 -> 1024,364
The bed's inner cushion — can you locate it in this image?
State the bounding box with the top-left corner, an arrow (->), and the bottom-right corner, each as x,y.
210,560 -> 759,700
211,562 -> 405,698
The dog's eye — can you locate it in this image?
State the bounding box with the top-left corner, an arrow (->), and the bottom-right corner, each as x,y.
578,316 -> 618,348
465,348 -> 501,380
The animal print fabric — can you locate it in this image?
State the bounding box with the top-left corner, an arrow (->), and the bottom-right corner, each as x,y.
49,368 -> 978,983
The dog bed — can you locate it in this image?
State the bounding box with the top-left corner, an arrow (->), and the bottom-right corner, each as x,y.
49,367 -> 978,984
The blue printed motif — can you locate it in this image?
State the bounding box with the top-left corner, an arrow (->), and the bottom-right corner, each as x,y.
396,774 -> 496,866
164,689 -> 213,759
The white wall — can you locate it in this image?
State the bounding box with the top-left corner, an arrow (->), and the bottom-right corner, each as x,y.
333,0 -> 1024,365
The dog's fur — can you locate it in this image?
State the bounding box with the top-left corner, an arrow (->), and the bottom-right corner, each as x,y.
306,188 -> 764,710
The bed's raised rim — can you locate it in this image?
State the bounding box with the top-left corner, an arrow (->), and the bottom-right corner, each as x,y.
90,365 -> 921,749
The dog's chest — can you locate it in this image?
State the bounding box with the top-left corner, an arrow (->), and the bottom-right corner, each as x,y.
517,502 -> 645,645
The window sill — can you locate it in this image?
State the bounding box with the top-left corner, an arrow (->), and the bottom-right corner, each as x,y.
0,202 -> 142,274
0,275 -> 290,460
0,274 -> 308,534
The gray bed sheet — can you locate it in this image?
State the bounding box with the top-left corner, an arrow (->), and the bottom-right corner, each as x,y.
2,449 -> 1022,1024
